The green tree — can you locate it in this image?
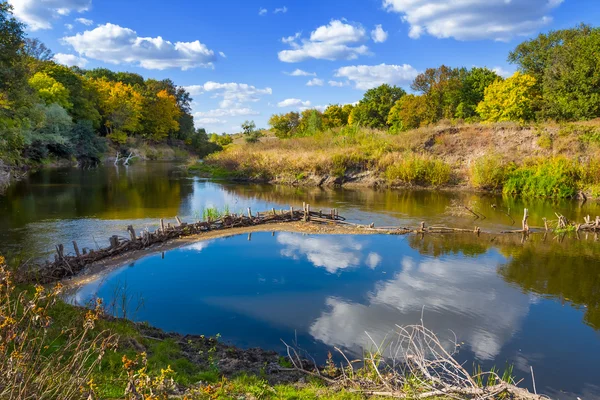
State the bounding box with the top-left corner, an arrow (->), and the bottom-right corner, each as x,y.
476,72 -> 539,123
411,65 -> 465,123
28,72 -> 72,109
387,94 -> 429,133
69,120 -> 107,163
323,104 -> 352,129
456,67 -> 502,119
351,84 -> 406,128
269,112 -> 301,138
242,120 -> 262,143
141,89 -> 181,142
298,109 -> 323,136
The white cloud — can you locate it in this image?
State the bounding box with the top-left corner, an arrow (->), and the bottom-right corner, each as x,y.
365,252 -> 382,269
328,80 -> 345,87
285,69 -> 316,77
310,256 -> 531,360
278,233 -> 363,273
75,17 -> 93,25
274,6 -> 288,14
196,118 -> 227,125
277,98 -> 311,108
300,105 -> 327,112
335,63 -> 419,90
62,23 -> 217,70
278,19 -> 369,63
8,0 -> 91,31
64,23 -> 73,30
53,52 -> 88,68
371,24 -> 388,43
492,66 -> 513,78
184,81 -> 272,108
194,108 -> 259,118
258,8 -> 267,16
306,78 -> 324,87
382,0 -> 564,41
219,51 -> 227,58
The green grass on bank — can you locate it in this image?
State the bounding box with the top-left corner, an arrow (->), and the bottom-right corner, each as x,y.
196,121 -> 600,198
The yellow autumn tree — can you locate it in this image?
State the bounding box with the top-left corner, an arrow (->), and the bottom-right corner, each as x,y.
476,72 -> 539,123
92,78 -> 143,144
28,72 -> 72,109
141,90 -> 181,142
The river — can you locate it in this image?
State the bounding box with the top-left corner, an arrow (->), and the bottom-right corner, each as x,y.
1,162 -> 599,399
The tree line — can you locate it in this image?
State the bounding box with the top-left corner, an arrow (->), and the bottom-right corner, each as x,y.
0,3 -> 220,166
268,24 -> 600,139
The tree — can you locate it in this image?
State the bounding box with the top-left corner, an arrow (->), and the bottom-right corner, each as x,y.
69,120 -> 107,163
141,89 -> 181,142
242,120 -> 261,143
23,38 -> 53,61
411,65 -> 465,123
387,95 -> 429,133
0,2 -> 29,116
351,84 -> 406,128
456,67 -> 502,120
188,128 -> 221,157
298,109 -> 323,136
269,112 -> 301,138
323,104 -> 353,129
23,103 -> 73,161
476,72 -> 539,123
209,133 -> 233,146
28,72 -> 72,109
92,79 -> 143,143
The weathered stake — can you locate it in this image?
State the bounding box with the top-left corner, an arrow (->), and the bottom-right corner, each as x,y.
127,225 -> 137,242
72,241 -> 80,257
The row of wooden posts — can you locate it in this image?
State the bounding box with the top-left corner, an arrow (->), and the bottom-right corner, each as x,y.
22,205 -> 600,284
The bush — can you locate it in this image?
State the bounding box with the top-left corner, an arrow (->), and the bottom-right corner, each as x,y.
503,158 -> 580,198
385,154 -> 451,186
470,156 -> 509,190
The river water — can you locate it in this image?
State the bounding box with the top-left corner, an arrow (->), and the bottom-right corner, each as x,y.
1,163 -> 599,398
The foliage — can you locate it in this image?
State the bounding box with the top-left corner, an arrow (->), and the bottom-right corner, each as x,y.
476,72 -> 539,123
187,129 -> 222,158
209,133 -> 233,146
385,154 -> 451,186
141,89 -> 181,142
323,103 -> 353,129
23,103 -> 73,161
351,84 -> 406,128
411,65 -> 465,123
457,67 -> 502,119
28,72 -> 72,109
387,94 -> 429,133
268,112 -> 300,138
298,109 -> 323,136
509,24 -> 600,121
0,256 -> 116,399
503,158 -> 580,198
70,120 -> 108,163
469,155 -> 509,190
242,120 -> 263,143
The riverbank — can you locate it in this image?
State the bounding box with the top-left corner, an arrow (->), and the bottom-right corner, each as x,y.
197,120 -> 600,198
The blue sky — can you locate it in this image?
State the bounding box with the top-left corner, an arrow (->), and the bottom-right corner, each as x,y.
8,0 -> 600,133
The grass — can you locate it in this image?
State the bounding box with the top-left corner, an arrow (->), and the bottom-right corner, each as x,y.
195,119 -> 600,198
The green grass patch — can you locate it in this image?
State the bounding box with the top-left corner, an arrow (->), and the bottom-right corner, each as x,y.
503,158 -> 580,198
385,154 -> 451,186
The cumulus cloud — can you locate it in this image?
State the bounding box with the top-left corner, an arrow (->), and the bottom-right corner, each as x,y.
219,51 -> 227,58
258,8 -> 267,16
306,78 -> 324,87
62,23 -> 217,70
75,17 -> 93,25
277,98 -> 311,108
278,19 -> 370,62
382,0 -> 564,41
310,256 -> 531,359
371,24 -> 388,43
64,23 -> 73,30
335,63 -> 419,90
274,6 -> 288,14
184,81 -> 272,108
277,233 -> 363,273
53,53 -> 88,68
492,66 -> 514,78
195,118 -> 227,125
285,69 -> 316,77
8,0 -> 91,30
328,80 -> 346,87
194,108 -> 259,118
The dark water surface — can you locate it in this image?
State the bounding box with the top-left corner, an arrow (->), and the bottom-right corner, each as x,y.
2,163 -> 600,398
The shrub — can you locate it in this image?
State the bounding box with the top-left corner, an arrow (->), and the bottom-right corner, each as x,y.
503,158 -> 580,198
385,154 -> 451,186
470,156 -> 510,190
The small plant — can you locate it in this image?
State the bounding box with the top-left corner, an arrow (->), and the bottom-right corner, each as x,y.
469,155 -> 510,190
385,153 -> 451,186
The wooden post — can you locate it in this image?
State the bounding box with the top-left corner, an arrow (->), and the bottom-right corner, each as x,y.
72,241 -> 81,257
175,216 -> 182,226
248,233 -> 252,241
160,219 -> 165,233
543,218 -> 548,231
82,248 -> 87,255
248,207 -> 252,218
272,208 -> 276,215
127,225 -> 137,241
109,235 -> 119,248
56,244 -> 64,260
290,206 -> 294,218
420,221 -> 425,232
522,208 -> 529,232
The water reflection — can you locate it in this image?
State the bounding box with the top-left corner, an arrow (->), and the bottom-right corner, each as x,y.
68,232 -> 600,398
